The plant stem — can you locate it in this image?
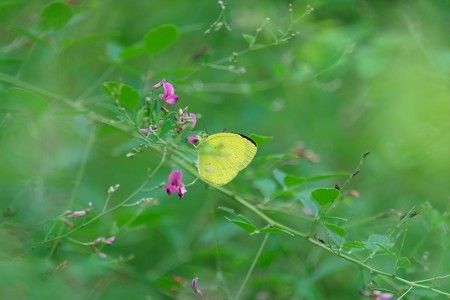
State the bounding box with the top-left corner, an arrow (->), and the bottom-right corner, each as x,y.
235,234 -> 269,300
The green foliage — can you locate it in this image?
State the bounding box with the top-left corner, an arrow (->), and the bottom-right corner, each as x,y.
144,24 -> 180,55
311,188 -> 340,205
40,2 -> 72,30
1,1 -> 450,299
102,82 -> 139,110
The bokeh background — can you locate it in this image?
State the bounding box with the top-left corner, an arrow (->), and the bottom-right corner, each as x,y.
1,0 -> 450,299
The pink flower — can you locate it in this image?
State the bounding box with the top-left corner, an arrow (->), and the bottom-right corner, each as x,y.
184,112 -> 197,129
158,80 -> 179,105
104,236 -> 116,245
140,128 -> 149,136
360,290 -> 394,300
69,210 -> 87,218
191,277 -> 203,296
163,170 -> 187,198
96,251 -> 107,259
176,111 -> 197,133
373,291 -> 394,300
187,135 -> 199,144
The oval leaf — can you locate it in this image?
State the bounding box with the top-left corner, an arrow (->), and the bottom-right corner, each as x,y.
311,188 -> 340,205
342,241 -> 366,249
144,24 -> 179,55
217,206 -> 237,215
365,234 -> 393,251
41,2 -> 73,30
254,178 -> 277,198
397,257 -> 411,269
249,134 -> 272,146
324,222 -> 347,237
243,33 -> 255,46
376,242 -> 396,258
102,82 -> 139,109
273,169 -> 287,189
300,197 -> 319,217
285,175 -> 306,187
120,43 -> 146,60
225,217 -> 256,234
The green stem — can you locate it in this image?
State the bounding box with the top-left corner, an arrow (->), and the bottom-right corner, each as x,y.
235,234 -> 269,300
47,127 -> 96,259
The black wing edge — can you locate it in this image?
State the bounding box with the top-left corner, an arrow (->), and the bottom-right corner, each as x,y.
237,133 -> 258,147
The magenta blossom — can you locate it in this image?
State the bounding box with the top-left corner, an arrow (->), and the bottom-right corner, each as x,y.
184,112 -> 197,129
360,290 -> 393,300
140,128 -> 149,136
177,111 -> 197,133
187,135 -> 199,144
158,80 -> 179,105
163,170 -> 187,198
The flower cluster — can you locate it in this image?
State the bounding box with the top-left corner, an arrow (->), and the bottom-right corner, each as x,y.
140,80 -> 198,142
152,79 -> 200,199
176,108 -> 197,133
60,202 -> 94,229
91,236 -> 116,259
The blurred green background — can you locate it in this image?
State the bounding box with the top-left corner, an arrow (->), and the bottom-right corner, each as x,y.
1,0 -> 450,299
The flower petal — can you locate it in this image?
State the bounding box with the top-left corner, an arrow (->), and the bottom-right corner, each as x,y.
187,135 -> 199,144
189,113 -> 197,128
162,81 -> 175,97
164,95 -> 179,105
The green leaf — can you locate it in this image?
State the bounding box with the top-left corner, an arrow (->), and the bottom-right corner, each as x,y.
304,172 -> 351,182
311,188 -> 340,205
285,175 -> 306,186
135,106 -> 146,127
259,227 -> 294,236
376,242 -> 396,258
342,241 -> 366,249
243,33 -> 255,46
255,153 -> 297,162
41,2 -> 73,30
61,32 -> 118,49
224,217 -> 256,234
397,257 -> 411,268
411,288 -> 440,297
273,169 -> 287,189
272,190 -> 295,200
0,0 -> 22,10
144,24 -> 179,55
249,134 -> 272,146
254,178 -> 277,198
299,197 -> 319,217
324,222 -> 347,237
217,206 -> 236,215
237,214 -> 252,224
365,234 -> 393,251
120,42 -> 147,60
101,82 -> 139,109
159,115 -> 175,136
6,87 -> 48,115
9,27 -> 50,46
322,216 -> 348,222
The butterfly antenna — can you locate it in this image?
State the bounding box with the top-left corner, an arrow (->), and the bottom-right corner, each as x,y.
201,117 -> 209,134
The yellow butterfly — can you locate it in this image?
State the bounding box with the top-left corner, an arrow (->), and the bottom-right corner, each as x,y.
198,132 -> 257,186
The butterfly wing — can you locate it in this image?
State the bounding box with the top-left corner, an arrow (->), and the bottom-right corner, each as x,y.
198,133 -> 257,185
